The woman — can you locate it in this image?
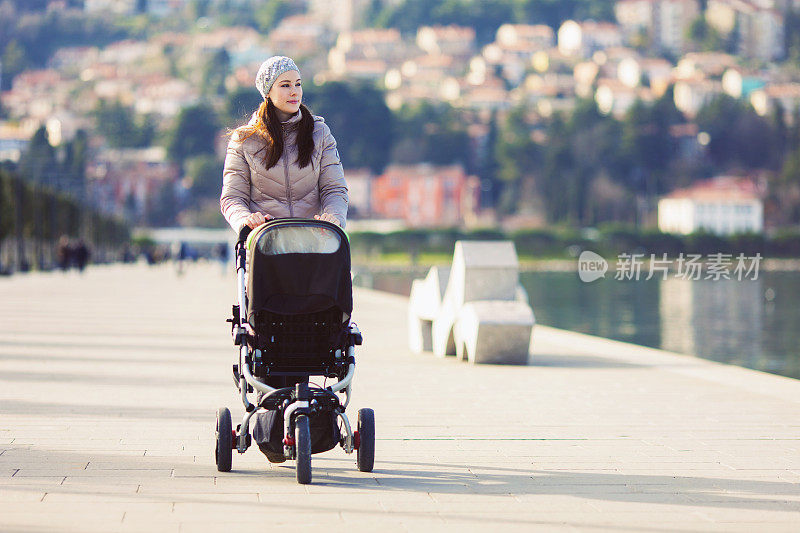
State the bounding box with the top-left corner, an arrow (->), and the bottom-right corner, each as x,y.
220,56 -> 348,232
220,57 -> 348,463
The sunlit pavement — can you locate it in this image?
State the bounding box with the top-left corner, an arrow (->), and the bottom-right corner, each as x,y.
0,262 -> 799,532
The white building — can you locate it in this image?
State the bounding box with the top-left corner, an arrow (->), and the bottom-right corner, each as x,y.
615,0 -> 699,53
557,20 -> 624,57
706,0 -> 785,60
343,169 -> 373,218
146,0 -> 188,17
657,0 -> 701,54
750,83 -> 800,121
495,24 -> 554,51
658,177 -> 764,235
673,78 -> 723,117
615,0 -> 655,39
416,25 -> 476,59
84,0 -> 137,14
310,0 -> 372,33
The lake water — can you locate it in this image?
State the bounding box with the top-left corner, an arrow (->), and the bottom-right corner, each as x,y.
352,267 -> 800,380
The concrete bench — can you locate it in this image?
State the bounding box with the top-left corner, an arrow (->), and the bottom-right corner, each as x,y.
408,241 -> 535,364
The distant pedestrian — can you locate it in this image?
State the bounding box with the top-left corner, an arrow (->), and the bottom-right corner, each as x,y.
74,240 -> 90,272
175,241 -> 189,276
56,235 -> 73,271
216,242 -> 229,275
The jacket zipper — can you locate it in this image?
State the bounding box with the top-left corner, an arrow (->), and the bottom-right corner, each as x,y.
283,131 -> 293,217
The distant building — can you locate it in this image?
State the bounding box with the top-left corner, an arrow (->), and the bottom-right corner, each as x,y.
595,78 -> 652,116
309,0 -> 372,33
146,0 -> 188,16
495,24 -> 555,51
674,52 -> 738,79
615,0 -> 700,54
87,146 -> 180,222
558,20 -> 624,57
615,0 -> 655,40
370,164 -> 480,227
673,78 -> 723,117
657,0 -> 700,54
344,169 -> 374,218
416,25 -> 476,60
328,29 -> 407,80
750,83 -> 800,122
132,75 -> 199,117
0,122 -> 29,163
706,0 -> 784,61
658,176 -> 764,235
84,0 -> 138,14
269,15 -> 327,59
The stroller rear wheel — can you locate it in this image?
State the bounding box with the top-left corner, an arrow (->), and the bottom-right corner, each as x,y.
356,408 -> 375,472
295,414 -> 312,484
215,407 -> 233,472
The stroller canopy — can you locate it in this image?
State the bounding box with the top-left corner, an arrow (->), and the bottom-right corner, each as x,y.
246,219 -> 353,322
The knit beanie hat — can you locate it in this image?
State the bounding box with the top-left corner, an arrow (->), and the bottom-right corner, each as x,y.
255,56 -> 300,99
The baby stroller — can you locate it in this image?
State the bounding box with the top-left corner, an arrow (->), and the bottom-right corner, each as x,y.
215,218 -> 374,484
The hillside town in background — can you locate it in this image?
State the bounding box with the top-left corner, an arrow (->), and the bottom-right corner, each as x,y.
2,0 -> 800,237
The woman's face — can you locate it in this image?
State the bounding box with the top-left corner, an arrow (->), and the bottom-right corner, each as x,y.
268,70 -> 302,117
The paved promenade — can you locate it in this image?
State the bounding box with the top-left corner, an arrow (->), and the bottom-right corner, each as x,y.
1,263 -> 799,532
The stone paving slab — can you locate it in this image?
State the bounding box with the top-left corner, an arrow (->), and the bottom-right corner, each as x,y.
1,263 -> 799,532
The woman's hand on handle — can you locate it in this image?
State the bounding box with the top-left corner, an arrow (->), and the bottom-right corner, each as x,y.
314,213 -> 340,226
245,212 -> 273,229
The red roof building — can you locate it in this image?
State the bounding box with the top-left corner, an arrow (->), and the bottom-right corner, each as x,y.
370,164 -> 480,227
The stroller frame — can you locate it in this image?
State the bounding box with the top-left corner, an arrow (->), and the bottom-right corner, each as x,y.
215,220 -> 373,484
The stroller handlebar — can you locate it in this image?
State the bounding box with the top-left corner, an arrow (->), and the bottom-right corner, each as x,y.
238,225 -> 252,244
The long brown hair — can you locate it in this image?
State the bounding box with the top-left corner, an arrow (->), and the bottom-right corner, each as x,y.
236,99 -> 315,170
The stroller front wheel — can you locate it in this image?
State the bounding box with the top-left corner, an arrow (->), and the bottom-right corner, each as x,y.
356,408 -> 375,472
215,407 -> 233,472
295,414 -> 312,484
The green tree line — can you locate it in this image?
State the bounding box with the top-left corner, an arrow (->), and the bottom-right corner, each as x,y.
348,225 -> 800,260
0,167 -> 130,273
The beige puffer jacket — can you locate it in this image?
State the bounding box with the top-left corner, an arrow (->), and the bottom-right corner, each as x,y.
220,111 -> 348,232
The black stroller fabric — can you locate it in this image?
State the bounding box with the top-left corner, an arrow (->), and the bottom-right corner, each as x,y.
252,409 -> 340,455
246,220 -> 353,322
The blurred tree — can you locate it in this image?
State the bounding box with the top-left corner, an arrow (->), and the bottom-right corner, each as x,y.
304,82 -> 393,173
696,95 -> 777,170
775,147 -> 800,224
391,101 -> 471,167
1,40 -> 28,91
92,100 -> 155,148
539,99 -> 629,225
0,170 -> 13,248
18,126 -> 56,183
493,106 -> 539,215
785,9 -> 800,66
166,104 -> 220,165
62,129 -> 88,196
620,91 -> 682,194
685,16 -> 725,52
147,181 -> 178,227
185,154 -> 224,200
201,48 -> 230,97
225,87 -> 263,127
